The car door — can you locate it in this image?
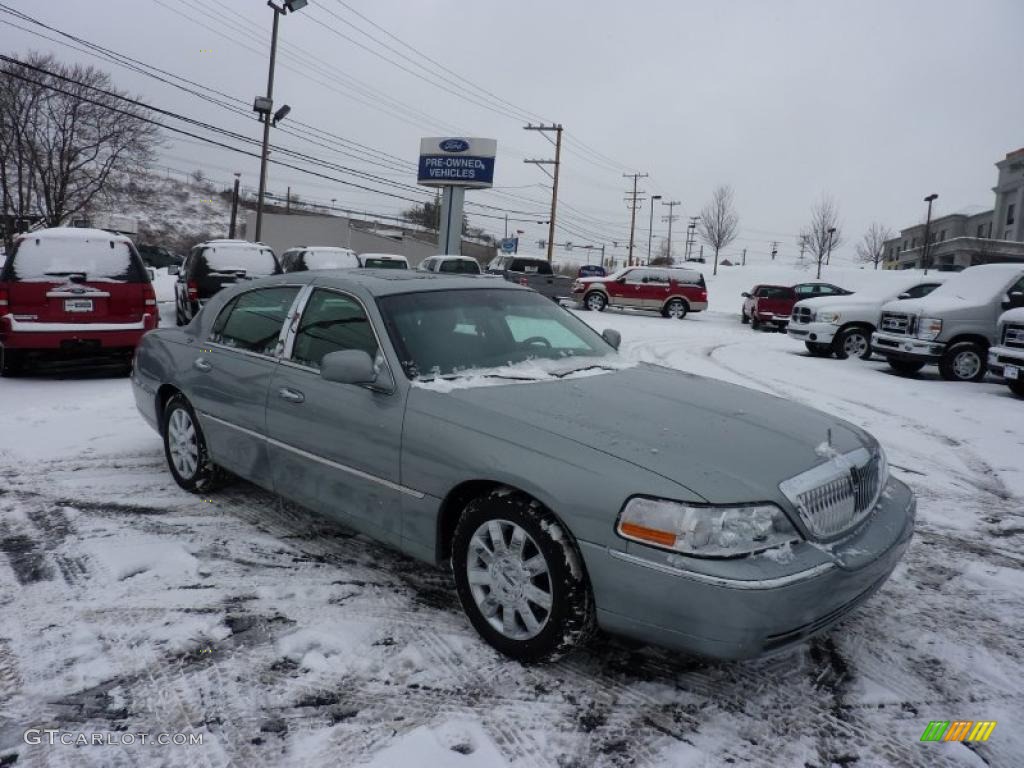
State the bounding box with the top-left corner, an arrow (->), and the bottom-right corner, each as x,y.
611,268 -> 646,307
265,286 -> 406,545
185,285 -> 301,484
640,268 -> 672,309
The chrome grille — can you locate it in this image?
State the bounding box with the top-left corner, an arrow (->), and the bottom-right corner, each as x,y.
1003,324 -> 1024,350
792,306 -> 813,324
780,450 -> 883,540
879,312 -> 915,336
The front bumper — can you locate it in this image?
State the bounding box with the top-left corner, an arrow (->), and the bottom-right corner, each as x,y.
787,321 -> 838,344
580,476 -> 915,660
988,345 -> 1024,379
755,312 -> 789,329
871,332 -> 945,364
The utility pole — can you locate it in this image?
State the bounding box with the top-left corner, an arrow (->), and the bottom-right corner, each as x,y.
770,241 -> 778,261
228,173 -> 241,238
647,194 -> 662,264
623,172 -> 648,265
684,216 -> 698,261
742,248 -> 747,266
524,123 -> 563,262
286,186 -> 291,214
661,200 -> 681,265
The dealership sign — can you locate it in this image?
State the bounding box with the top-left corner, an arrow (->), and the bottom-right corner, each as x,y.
417,137 -> 497,188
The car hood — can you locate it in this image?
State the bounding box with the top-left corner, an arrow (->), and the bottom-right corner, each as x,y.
413,363 -> 869,503
795,295 -> 888,311
879,294 -> 977,316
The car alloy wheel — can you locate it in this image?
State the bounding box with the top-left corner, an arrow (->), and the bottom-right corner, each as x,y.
939,341 -> 986,382
585,292 -> 607,312
167,408 -> 199,479
466,519 -> 552,641
665,299 -> 687,320
952,349 -> 981,380
836,328 -> 871,360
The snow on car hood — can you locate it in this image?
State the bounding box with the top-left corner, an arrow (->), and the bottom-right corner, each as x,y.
411,357 -> 637,392
411,362 -> 869,503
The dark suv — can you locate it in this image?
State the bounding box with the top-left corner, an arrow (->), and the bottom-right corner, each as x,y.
0,227 -> 158,374
172,239 -> 280,326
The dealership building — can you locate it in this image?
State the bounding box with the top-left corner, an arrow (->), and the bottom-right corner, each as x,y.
884,147 -> 1024,270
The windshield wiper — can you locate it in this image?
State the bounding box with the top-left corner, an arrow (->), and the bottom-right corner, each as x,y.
551,363 -> 617,378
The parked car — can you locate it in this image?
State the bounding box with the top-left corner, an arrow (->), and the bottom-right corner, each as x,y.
360,253 -> 409,269
171,239 -> 280,326
418,255 -> 482,274
793,282 -> 853,300
742,285 -> 796,330
872,264 -> 1024,381
281,246 -> 360,272
987,307 -> 1024,397
0,227 -> 158,375
486,255 -> 573,301
137,243 -> 183,270
575,266 -> 707,319
788,279 -> 944,359
577,264 -> 606,278
133,271 -> 914,662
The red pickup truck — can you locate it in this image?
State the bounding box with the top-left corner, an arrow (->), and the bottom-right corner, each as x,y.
742,282 -> 852,331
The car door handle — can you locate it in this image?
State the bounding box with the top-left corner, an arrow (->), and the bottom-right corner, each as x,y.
193,357 -> 212,372
278,387 -> 305,404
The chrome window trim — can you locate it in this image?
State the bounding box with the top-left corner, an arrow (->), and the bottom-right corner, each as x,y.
199,411 -> 424,499
607,549 -> 835,590
206,283 -> 307,360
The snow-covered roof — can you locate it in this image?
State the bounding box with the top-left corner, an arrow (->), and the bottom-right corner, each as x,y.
16,227 -> 133,243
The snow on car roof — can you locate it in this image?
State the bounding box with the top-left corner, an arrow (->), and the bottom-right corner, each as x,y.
17,227 -> 134,244
312,269 -> 522,296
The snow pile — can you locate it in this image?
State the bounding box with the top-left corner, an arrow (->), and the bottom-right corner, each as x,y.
357,719 -> 507,768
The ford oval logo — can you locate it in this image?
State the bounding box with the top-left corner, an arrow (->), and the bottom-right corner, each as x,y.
440,138 -> 469,153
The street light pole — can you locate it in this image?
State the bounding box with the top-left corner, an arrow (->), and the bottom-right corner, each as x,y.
822,227 -> 836,279
921,193 -> 938,275
647,194 -> 661,264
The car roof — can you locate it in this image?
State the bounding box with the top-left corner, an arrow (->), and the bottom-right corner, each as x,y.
427,254 -> 476,261
266,269 -> 522,297
360,253 -> 406,259
16,227 -> 134,245
960,263 -> 1024,276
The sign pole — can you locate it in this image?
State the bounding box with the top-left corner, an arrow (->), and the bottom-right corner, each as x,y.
438,186 -> 465,255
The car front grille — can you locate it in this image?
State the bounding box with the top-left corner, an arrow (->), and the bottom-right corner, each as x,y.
792,306 -> 814,324
1003,324 -> 1024,350
780,450 -> 883,540
879,312 -> 915,336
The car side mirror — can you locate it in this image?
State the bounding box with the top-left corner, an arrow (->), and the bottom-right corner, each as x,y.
1006,290 -> 1024,310
617,277 -> 627,284
167,264 -> 179,276
602,328 -> 621,350
146,267 -> 156,282
897,292 -> 911,300
321,349 -> 376,385
741,292 -> 750,298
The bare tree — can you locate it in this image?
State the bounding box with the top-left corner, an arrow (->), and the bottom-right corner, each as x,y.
855,222 -> 894,270
698,185 -> 739,276
0,53 -> 160,250
799,194 -> 844,279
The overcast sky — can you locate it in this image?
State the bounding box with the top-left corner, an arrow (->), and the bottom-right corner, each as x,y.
4,0 -> 1023,264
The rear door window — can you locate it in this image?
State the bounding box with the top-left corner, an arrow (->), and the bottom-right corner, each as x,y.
290,289 -> 379,370
6,235 -> 142,282
509,259 -> 551,275
210,286 -> 300,355
439,259 -> 480,274
202,246 -> 279,277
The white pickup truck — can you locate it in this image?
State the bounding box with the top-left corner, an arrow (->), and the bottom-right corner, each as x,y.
988,307 -> 1024,397
787,277 -> 944,360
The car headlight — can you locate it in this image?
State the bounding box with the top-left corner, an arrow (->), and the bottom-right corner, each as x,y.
917,317 -> 942,340
617,498 -> 800,558
817,311 -> 841,325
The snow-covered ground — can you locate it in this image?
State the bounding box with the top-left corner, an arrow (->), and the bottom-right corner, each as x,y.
2,264 -> 1023,767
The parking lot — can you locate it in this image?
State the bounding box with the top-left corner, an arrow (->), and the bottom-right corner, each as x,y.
1,302 -> 1022,768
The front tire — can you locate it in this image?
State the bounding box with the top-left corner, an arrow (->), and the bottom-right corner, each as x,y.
939,342 -> 986,382
741,310 -> 750,324
887,359 -> 925,375
452,491 -> 595,663
834,326 -> 873,360
162,393 -> 225,492
663,298 -> 688,320
751,315 -> 761,330
584,292 -> 607,312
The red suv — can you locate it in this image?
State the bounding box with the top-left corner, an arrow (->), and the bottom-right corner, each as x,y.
0,228 -> 158,375
573,266 -> 708,319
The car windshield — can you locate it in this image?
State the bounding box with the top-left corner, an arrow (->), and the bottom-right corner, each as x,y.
438,259 -> 480,274
378,288 -> 618,381
927,268 -> 1020,301
305,249 -> 359,269
8,235 -> 135,281
204,246 -> 278,275
363,257 -> 406,269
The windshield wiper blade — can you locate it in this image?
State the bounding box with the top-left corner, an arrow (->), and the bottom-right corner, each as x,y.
551,364 -> 615,378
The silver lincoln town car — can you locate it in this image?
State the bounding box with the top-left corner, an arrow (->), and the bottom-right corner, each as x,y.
133,270 -> 915,662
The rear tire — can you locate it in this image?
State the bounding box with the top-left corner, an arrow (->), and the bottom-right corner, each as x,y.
887,359 -> 925,376
0,348 -> 24,377
451,490 -> 595,663
938,341 -> 986,382
663,298 -> 688,320
833,326 -> 873,360
162,393 -> 225,492
584,292 -> 607,312
805,342 -> 833,358
741,311 -> 749,324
